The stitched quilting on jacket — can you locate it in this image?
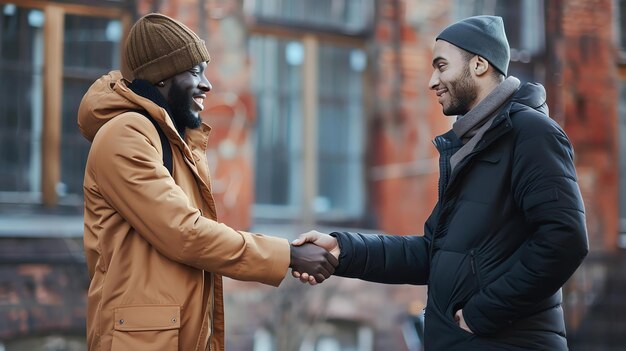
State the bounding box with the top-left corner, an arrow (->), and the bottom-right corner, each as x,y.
78,71 -> 290,351
331,82 -> 589,351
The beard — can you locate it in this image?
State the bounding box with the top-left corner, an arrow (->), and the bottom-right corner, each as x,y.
443,66 -> 478,116
168,82 -> 202,134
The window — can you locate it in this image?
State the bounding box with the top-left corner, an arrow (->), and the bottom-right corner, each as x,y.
0,5 -> 44,200
61,15 -> 122,200
246,0 -> 374,35
454,0 -> 545,83
0,1 -> 129,206
248,0 -> 371,225
251,37 -> 303,210
317,44 -> 366,218
251,37 -> 366,220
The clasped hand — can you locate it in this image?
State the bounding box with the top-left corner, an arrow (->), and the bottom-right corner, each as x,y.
289,231 -> 341,285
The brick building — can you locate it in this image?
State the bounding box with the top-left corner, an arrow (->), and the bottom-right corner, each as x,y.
0,0 -> 623,350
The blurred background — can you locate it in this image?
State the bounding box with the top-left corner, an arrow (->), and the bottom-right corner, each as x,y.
0,0 -> 622,350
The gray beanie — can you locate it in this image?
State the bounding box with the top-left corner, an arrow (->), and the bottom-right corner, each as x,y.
436,15 -> 510,76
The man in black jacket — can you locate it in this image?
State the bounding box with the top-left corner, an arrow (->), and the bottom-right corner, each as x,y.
293,15 -> 588,350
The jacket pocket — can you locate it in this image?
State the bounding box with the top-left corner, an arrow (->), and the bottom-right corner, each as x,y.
112,305 -> 180,351
431,250 -> 478,313
475,152 -> 501,164
469,249 -> 482,290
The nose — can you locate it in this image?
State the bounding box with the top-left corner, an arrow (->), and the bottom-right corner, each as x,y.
199,74 -> 212,92
428,70 -> 439,90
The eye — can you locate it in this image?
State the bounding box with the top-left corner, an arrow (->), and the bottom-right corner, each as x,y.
189,69 -> 200,76
437,63 -> 446,71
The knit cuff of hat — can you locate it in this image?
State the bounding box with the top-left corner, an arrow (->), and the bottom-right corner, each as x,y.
132,40 -> 210,84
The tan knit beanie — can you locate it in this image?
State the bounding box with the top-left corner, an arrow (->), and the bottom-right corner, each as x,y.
124,13 -> 210,83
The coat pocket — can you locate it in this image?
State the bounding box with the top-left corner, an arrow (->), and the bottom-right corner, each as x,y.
112,305 -> 180,351
475,152 -> 501,164
469,249 -> 482,290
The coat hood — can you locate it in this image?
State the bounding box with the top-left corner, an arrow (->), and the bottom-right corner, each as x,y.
510,82 -> 549,115
77,70 -> 179,142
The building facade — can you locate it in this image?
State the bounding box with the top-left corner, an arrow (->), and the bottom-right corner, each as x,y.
0,0 -> 622,350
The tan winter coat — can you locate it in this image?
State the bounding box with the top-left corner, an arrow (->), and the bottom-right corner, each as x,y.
78,71 -> 290,351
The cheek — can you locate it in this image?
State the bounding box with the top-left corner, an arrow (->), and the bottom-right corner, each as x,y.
443,72 -> 462,89
186,81 -> 199,94
439,70 -> 453,83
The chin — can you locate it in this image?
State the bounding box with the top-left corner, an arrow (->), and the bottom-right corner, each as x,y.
187,114 -> 203,129
443,105 -> 468,116
442,108 -> 455,116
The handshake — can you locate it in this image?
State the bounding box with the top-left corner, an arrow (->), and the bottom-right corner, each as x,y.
289,230 -> 341,285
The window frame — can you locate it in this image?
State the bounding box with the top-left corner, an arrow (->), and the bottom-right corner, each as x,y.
0,0 -> 131,207
245,8 -> 374,227
247,20 -> 369,227
244,0 -> 375,38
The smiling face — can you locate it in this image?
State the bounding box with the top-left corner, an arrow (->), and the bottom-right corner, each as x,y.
158,62 -> 212,132
429,40 -> 479,116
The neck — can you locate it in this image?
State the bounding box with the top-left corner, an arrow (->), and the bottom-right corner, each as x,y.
127,79 -> 185,138
470,77 -> 504,110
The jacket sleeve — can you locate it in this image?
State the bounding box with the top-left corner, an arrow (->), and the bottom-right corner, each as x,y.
330,231 -> 430,284
90,115 -> 290,286
463,123 -> 589,335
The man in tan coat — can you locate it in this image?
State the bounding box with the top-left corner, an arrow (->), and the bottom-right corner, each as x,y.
78,13 -> 336,351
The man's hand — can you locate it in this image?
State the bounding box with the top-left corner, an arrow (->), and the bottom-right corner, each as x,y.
454,309 -> 473,334
289,243 -> 338,284
291,231 -> 340,285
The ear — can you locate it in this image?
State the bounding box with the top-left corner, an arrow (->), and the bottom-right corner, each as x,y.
471,56 -> 490,77
155,79 -> 172,98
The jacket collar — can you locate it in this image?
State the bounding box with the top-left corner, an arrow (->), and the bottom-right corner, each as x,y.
452,76 -> 520,143
127,79 -> 186,138
185,123 -> 211,151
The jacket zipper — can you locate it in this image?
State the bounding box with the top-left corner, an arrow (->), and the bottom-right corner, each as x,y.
429,135 -> 454,262
470,250 -> 481,289
433,135 -> 451,201
207,272 -> 215,351
445,115 -> 511,188
429,120 -> 511,263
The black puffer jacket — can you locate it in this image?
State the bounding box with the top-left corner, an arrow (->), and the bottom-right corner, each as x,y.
332,83 -> 588,350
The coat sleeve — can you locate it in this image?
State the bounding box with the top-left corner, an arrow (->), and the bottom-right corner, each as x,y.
330,231 -> 431,285
462,122 -> 589,335
90,115 -> 290,287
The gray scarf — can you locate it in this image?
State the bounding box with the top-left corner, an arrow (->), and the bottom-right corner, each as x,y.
449,76 -> 521,172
